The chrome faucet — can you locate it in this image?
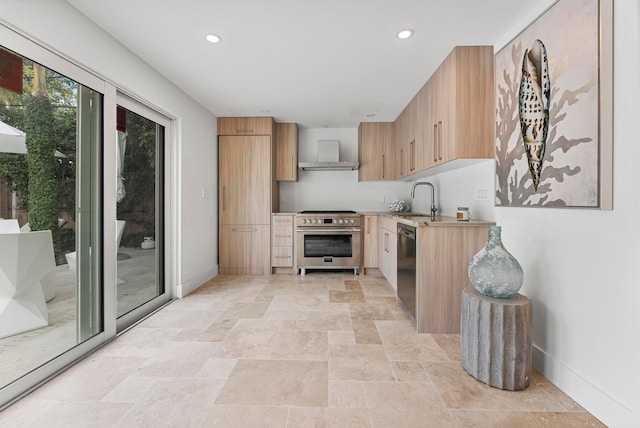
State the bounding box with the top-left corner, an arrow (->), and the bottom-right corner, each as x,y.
410,181 -> 437,221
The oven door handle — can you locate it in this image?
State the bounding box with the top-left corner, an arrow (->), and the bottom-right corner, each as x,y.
296,228 -> 361,233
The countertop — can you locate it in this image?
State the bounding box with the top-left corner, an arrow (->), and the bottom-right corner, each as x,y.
273,211 -> 495,227
360,211 -> 496,228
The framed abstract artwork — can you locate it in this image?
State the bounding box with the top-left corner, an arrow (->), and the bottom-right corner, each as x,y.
494,0 -> 612,208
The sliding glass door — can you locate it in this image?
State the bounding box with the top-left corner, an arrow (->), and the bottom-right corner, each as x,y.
0,25 -> 174,410
114,96 -> 170,331
0,45 -> 103,405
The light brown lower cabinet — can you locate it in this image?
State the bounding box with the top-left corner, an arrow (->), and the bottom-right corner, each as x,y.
219,225 -> 270,275
416,225 -> 489,334
271,214 -> 295,272
363,215 -> 379,270
271,246 -> 293,267
378,217 -> 397,291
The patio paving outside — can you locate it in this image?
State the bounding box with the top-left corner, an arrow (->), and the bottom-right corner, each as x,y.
0,246 -> 156,388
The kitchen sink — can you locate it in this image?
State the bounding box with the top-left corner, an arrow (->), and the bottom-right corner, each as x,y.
392,213 -> 447,224
389,212 -> 428,217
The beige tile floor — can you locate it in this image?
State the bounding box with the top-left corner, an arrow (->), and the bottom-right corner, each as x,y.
0,273 -> 606,427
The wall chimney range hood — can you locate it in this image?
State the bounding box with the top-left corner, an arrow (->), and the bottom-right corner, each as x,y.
298,139 -> 359,171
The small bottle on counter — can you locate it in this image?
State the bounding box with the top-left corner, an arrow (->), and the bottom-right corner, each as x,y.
457,207 -> 471,221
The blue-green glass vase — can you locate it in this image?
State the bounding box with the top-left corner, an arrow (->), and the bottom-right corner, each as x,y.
468,226 -> 523,299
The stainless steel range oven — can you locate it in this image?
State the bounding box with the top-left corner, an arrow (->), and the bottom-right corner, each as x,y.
296,211 -> 362,275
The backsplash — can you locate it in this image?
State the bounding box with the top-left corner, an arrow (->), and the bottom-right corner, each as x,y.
279,127 -> 496,221
409,160 -> 496,221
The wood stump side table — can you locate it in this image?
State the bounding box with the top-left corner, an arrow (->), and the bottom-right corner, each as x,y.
460,286 -> 532,390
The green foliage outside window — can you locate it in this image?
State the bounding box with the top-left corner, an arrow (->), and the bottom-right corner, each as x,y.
23,94 -> 59,253
0,61 -> 77,262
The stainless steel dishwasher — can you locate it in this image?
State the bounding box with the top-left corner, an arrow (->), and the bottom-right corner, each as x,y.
397,223 -> 416,319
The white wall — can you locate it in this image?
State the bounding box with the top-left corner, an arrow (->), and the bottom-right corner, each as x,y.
493,3 -> 638,427
0,0 -> 218,297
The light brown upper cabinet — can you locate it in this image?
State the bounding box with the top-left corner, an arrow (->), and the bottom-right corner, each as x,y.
358,122 -> 393,181
275,122 -> 298,181
413,83 -> 430,172
394,93 -> 421,178
217,116 -> 274,136
360,46 -> 494,183
428,46 -> 495,168
384,124 -> 399,180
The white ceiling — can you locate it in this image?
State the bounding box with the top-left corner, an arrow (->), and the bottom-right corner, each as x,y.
67,0 -> 554,128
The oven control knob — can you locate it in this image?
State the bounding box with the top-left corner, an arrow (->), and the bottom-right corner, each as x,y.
350,219 -> 355,224
301,219 -> 306,224
337,219 -> 343,224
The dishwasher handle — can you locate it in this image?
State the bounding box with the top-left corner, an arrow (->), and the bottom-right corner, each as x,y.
397,224 -> 416,239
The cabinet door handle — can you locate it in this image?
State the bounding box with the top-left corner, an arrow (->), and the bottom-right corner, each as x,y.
291,155 -> 294,175
438,120 -> 443,161
222,186 -> 226,211
382,154 -> 386,179
410,141 -> 413,171
433,123 -> 438,162
237,128 -> 254,134
273,218 -> 292,223
274,234 -> 291,238
410,140 -> 415,171
232,228 -> 257,232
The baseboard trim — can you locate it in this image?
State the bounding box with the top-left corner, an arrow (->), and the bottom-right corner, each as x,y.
176,265 -> 218,298
362,268 -> 382,276
533,345 -> 633,427
272,267 -> 297,274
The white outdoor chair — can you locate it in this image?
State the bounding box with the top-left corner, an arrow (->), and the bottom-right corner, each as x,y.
0,219 -> 20,233
0,230 -> 54,338
1,219 -> 57,302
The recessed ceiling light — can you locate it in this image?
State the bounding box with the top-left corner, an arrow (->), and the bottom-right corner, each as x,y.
366,113 -> 376,118
397,29 -> 414,40
205,34 -> 222,43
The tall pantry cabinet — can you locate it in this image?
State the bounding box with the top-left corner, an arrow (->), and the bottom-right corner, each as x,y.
218,117 -> 278,275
